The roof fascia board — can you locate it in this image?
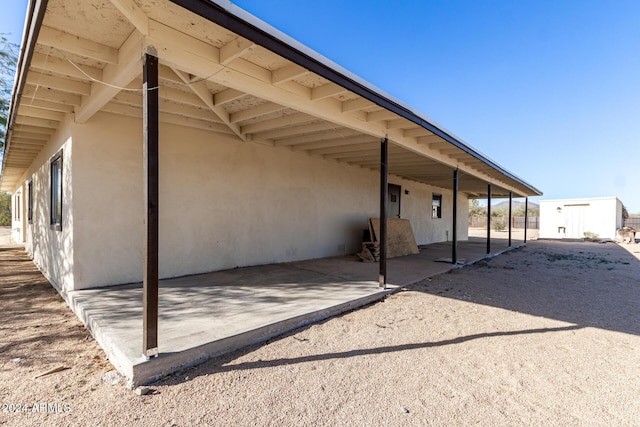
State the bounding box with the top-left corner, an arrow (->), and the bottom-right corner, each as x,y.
1,0 -> 49,191
168,0 -> 541,196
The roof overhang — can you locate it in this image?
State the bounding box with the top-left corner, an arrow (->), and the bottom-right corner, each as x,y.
1,0 -> 542,199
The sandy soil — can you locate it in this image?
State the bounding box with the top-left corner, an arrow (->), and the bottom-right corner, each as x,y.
1,236 -> 640,426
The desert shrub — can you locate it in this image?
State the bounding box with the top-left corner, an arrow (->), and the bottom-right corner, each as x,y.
491,218 -> 506,231
0,192 -> 10,225
583,231 -> 599,241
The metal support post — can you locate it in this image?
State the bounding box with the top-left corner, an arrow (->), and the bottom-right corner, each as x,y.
379,137 -> 388,288
452,169 -> 458,264
143,52 -> 159,358
524,197 -> 529,243
486,183 -> 492,254
508,191 -> 512,247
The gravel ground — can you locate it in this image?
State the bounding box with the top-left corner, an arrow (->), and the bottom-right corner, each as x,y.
1,236 -> 640,426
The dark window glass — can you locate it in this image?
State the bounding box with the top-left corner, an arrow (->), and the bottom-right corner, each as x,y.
14,193 -> 20,221
50,151 -> 63,230
432,194 -> 442,219
27,179 -> 33,224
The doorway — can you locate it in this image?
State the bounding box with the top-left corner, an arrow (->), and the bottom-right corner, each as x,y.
388,184 -> 401,218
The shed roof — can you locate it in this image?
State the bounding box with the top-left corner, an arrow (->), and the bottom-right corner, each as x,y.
1,0 -> 542,198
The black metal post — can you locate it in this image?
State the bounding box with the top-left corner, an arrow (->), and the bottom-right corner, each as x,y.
508,191 -> 512,247
487,183 -> 492,254
452,169 -> 458,265
379,137 -> 388,288
524,197 -> 529,243
143,52 -> 159,358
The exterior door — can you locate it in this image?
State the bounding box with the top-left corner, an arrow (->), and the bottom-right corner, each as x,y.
564,204 -> 588,238
388,184 -> 401,218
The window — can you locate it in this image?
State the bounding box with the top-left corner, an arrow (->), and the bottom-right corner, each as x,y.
50,150 -> 63,230
432,193 -> 442,219
27,179 -> 33,224
14,192 -> 20,221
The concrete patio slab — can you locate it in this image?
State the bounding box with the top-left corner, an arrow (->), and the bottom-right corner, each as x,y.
60,236 -> 525,386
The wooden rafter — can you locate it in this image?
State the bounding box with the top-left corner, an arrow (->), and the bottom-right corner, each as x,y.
75,31 -> 146,123
171,67 -> 246,141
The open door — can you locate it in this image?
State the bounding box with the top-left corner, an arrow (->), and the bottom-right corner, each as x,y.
388,184 -> 401,218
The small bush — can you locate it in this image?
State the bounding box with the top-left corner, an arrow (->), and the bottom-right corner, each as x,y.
583,231 -> 599,241
491,218 -> 506,231
0,192 -> 11,226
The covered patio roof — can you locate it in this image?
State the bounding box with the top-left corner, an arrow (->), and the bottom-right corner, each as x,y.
1,0 -> 541,199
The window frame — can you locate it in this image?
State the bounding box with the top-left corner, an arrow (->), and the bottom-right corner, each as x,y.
432,193 -> 442,219
50,150 -> 63,231
14,192 -> 21,221
27,179 -> 33,224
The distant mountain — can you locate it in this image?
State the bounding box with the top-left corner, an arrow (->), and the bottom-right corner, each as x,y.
492,201 -> 539,210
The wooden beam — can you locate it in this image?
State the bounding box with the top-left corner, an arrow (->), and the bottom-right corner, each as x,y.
229,102 -> 285,124
386,119 -> 412,130
109,0 -> 149,35
26,71 -> 91,96
17,105 -> 65,121
75,31 -> 145,123
30,52 -> 103,81
21,98 -> 75,113
271,63 -> 308,85
213,88 -> 245,106
309,141 -> 379,156
101,102 -> 235,134
13,124 -> 56,135
22,85 -> 82,105
147,23 -> 521,194
161,86 -> 208,108
241,113 -> 314,135
220,37 -> 255,65
11,137 -> 48,145
171,67 -> 245,140
15,116 -> 59,129
252,121 -> 335,141
367,109 -> 397,122
417,135 -> 443,145
311,83 -> 346,101
342,98 -> 372,113
291,134 -> 371,152
404,128 -> 433,138
38,26 -> 118,64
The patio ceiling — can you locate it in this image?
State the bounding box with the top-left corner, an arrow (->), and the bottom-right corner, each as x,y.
1,0 -> 541,199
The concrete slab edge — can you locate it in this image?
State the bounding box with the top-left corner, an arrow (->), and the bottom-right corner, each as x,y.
131,288 -> 393,386
60,290 -> 136,384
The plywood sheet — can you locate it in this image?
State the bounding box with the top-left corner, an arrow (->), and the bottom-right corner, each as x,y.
368,218 -> 419,258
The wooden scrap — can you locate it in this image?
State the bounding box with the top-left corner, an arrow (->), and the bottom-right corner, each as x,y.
368,218 -> 419,258
33,365 -> 69,379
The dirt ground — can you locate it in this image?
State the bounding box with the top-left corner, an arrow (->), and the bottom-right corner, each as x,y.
1,232 -> 640,426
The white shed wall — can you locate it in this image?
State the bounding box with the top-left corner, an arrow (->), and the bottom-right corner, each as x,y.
539,197 -> 622,240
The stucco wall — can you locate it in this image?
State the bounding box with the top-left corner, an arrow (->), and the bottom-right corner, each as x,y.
10,184 -> 24,244
539,197 -> 621,239
70,112 -> 468,289
11,117 -> 75,292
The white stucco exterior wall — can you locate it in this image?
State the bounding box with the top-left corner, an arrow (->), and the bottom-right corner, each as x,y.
539,197 -> 623,240
67,112 -> 468,289
11,117 -> 75,292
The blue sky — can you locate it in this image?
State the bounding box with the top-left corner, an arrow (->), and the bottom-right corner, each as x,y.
3,1 -> 640,211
